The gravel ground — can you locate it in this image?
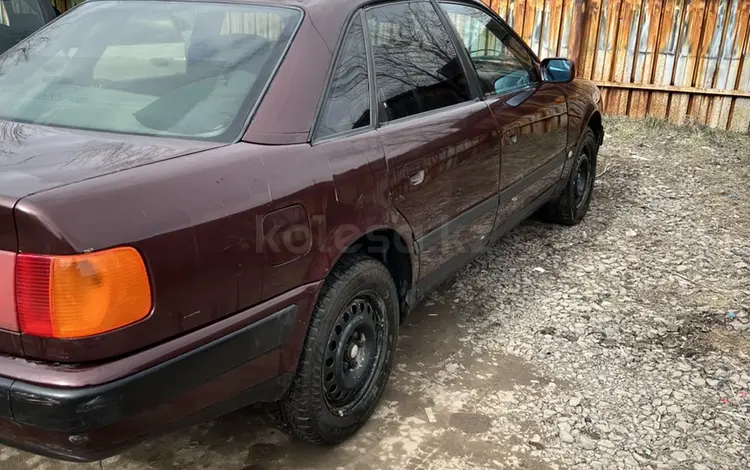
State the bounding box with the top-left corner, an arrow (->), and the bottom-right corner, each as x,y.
439,118 -> 750,469
2,117 -> 749,469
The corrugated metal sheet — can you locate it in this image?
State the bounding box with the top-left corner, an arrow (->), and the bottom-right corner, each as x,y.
485,0 -> 750,132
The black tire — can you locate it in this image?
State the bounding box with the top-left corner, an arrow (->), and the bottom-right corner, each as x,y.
270,255 -> 399,444
544,127 -> 598,225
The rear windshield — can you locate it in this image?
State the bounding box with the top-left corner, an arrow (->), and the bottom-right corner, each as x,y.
0,0 -> 47,54
0,1 -> 301,142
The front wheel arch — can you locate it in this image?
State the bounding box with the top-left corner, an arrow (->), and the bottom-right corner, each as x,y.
543,127 -> 598,225
586,111 -> 604,148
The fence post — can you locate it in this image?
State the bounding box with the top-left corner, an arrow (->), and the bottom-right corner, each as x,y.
568,0 -> 588,77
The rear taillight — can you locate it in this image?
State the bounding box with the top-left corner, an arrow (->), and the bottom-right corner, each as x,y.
15,247 -> 152,339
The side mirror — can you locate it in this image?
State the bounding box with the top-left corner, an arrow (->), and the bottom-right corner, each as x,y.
541,58 -> 575,83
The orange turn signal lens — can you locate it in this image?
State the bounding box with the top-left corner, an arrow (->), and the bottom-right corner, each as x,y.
16,247 -> 152,339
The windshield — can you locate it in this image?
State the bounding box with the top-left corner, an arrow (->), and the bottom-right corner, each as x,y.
0,0 -> 48,54
0,1 -> 302,142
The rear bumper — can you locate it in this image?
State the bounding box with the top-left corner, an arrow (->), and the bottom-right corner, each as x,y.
0,374 -> 293,462
0,281 -> 322,462
1,305 -> 296,434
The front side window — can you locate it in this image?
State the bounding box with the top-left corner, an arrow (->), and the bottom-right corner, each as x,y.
0,2 -> 302,142
316,14 -> 371,139
440,2 -> 539,96
367,1 -> 472,122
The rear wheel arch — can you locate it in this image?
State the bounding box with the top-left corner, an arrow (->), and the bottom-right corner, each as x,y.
338,228 -> 415,324
307,224 -> 416,323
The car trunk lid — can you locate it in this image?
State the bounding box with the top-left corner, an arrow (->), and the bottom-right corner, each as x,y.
0,120 -> 220,200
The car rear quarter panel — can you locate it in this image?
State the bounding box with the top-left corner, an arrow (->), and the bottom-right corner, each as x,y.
0,197 -> 16,252
0,198 -> 21,355
256,131 -> 417,295
0,250 -> 22,356
305,132 -> 417,285
13,130 -> 412,365
253,132 -> 417,373
15,143 -> 318,362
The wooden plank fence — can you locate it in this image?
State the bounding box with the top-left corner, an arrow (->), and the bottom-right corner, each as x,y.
484,0 -> 750,132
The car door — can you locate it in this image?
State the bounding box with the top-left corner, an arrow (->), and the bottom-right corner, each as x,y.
366,0 -> 500,293
440,2 -> 568,235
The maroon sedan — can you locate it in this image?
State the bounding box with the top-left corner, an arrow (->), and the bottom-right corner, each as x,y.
0,0 -> 603,461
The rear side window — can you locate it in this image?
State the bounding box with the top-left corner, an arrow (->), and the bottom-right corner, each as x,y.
316,15 -> 371,139
366,1 -> 472,122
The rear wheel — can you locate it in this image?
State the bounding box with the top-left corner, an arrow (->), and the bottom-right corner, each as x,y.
271,255 -> 398,443
543,127 -> 598,225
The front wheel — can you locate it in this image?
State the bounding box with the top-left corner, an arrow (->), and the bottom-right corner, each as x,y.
543,127 -> 598,225
271,255 -> 398,444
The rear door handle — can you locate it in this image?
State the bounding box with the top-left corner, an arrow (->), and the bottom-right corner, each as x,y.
409,170 -> 425,186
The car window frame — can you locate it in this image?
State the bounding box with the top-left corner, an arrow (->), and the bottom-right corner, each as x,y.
363,0 -> 481,128
310,0 -> 537,141
436,0 -> 543,99
310,9 -> 377,145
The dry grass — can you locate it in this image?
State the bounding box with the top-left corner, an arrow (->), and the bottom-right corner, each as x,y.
707,329 -> 750,362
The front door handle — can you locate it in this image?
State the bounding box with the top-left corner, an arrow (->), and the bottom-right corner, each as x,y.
409,170 -> 425,186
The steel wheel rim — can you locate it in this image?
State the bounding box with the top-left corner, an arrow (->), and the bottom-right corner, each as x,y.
322,291 -> 387,414
574,152 -> 592,209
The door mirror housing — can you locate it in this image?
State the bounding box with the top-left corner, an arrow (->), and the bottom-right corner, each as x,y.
541,58 -> 575,83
